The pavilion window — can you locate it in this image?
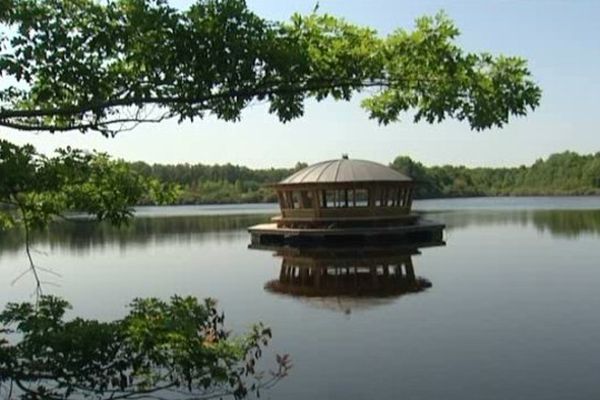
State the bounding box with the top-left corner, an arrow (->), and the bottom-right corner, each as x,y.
325,190 -> 336,208
397,187 -> 406,207
300,190 -> 313,209
328,190 -> 336,208
374,188 -> 387,207
284,191 -> 295,209
334,189 -> 349,207
322,189 -> 354,208
400,187 -> 407,206
387,187 -> 397,207
340,189 -> 351,207
353,189 -> 369,207
292,191 -> 302,209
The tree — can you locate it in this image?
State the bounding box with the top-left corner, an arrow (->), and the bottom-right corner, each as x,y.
0,133 -> 289,400
388,151 -> 600,198
390,156 -> 440,197
0,2 -> 544,397
0,0 -> 541,136
0,139 -> 177,294
0,295 -> 290,399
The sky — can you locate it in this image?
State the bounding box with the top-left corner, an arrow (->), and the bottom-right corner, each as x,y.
2,0 -> 599,168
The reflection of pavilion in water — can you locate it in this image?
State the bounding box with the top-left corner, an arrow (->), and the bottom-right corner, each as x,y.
252,242 -> 444,312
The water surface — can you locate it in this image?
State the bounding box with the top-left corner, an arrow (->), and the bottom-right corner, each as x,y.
1,197 -> 599,400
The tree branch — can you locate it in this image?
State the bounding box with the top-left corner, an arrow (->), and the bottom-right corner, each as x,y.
0,78 -> 388,121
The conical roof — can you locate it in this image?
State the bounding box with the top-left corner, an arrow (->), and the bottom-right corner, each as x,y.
279,157 -> 411,184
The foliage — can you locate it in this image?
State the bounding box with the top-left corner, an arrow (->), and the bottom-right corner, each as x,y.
126,151 -> 600,204
130,161 -> 306,204
390,151 -> 600,197
1,1 -> 540,135
0,295 -> 290,399
0,139 -> 177,231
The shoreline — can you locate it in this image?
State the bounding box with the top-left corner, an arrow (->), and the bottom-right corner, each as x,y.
138,193 -> 600,207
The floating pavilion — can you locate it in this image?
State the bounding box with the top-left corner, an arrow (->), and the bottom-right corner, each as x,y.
248,156 -> 445,245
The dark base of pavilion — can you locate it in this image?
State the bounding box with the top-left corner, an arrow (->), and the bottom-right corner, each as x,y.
248,216 -> 445,246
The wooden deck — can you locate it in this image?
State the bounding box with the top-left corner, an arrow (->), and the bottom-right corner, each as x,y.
248,218 -> 444,245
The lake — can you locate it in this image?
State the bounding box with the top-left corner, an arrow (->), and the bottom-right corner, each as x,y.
1,197 -> 599,400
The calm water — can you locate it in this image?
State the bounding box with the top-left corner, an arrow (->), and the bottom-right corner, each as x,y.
1,197 -> 600,400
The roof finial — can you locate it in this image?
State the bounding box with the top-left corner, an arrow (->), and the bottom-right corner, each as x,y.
341,153 -> 349,160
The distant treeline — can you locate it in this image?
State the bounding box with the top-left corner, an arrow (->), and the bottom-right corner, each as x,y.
392,151 -> 600,198
130,161 -> 308,204
130,151 -> 600,204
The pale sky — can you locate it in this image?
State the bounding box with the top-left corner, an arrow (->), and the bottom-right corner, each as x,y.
2,0 -> 599,168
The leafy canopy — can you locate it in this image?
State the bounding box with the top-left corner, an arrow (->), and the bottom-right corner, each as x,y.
0,139 -> 177,231
0,0 -> 541,136
390,151 -> 600,198
0,295 -> 290,399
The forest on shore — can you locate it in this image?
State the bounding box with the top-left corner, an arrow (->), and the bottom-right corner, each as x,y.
131,151 -> 600,204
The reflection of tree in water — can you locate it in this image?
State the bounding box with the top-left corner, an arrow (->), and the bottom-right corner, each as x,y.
531,210 -> 600,238
0,214 -> 270,255
1,208 -> 597,258
432,209 -> 600,238
256,244 -> 442,313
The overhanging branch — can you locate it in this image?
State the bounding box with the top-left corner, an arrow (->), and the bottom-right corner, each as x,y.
0,78 -> 390,121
